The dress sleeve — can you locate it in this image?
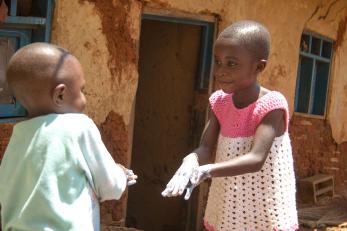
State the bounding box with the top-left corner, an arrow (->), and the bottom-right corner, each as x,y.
254,91 -> 290,131
209,90 -> 229,122
79,118 -> 127,202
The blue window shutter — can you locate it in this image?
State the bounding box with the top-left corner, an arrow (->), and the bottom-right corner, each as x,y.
295,32 -> 333,117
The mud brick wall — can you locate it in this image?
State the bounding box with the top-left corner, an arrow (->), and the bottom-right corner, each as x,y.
290,115 -> 347,195
0,124 -> 13,162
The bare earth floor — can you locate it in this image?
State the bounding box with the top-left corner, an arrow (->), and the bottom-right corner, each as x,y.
298,196 -> 347,231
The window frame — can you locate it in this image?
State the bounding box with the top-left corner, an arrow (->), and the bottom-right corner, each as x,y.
0,0 -> 54,119
294,31 -> 333,118
0,29 -> 30,117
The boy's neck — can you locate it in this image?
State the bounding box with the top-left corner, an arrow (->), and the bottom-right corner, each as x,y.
27,108 -> 57,118
232,83 -> 261,109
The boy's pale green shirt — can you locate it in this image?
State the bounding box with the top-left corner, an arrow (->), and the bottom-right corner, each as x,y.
0,114 -> 127,231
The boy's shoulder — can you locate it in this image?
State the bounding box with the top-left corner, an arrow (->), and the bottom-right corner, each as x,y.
55,113 -> 96,130
15,113 -> 97,136
58,113 -> 92,122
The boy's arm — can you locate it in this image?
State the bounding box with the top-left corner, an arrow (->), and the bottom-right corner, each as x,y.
80,119 -> 128,202
196,109 -> 285,179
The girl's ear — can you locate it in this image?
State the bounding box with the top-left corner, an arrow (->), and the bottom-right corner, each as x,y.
255,59 -> 267,74
52,84 -> 66,107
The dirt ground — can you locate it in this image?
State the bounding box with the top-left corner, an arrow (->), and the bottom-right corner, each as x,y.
298,196 -> 347,231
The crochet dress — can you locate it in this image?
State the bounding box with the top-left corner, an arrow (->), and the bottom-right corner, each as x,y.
204,90 -> 298,231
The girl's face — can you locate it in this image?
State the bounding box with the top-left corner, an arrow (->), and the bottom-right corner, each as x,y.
213,38 -> 261,94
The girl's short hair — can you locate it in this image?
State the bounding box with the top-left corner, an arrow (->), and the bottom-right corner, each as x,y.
218,20 -> 271,60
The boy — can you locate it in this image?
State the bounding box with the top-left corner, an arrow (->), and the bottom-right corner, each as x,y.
0,43 -> 137,231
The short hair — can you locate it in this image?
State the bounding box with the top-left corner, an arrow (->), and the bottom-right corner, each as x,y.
6,43 -> 72,105
218,20 -> 271,60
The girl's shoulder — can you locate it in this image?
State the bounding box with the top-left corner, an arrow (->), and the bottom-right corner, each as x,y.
255,90 -> 289,114
209,90 -> 230,103
209,90 -> 231,113
254,90 -> 290,130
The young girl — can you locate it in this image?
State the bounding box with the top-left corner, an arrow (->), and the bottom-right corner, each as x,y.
162,20 -> 298,230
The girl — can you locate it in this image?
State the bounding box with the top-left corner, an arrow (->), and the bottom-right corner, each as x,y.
162,20 -> 298,231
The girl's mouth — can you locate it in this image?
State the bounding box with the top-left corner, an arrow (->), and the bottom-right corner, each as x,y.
218,80 -> 234,84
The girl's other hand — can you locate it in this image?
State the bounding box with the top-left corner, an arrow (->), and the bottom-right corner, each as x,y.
161,153 -> 199,198
184,164 -> 213,200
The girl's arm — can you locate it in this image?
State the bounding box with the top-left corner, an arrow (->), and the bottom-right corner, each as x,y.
161,110 -> 220,198
206,109 -> 285,178
192,110 -> 220,164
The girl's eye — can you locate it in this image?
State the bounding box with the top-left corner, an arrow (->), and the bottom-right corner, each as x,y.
227,61 -> 237,67
214,59 -> 222,66
81,87 -> 86,94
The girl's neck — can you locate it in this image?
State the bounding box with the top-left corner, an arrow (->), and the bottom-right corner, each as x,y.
232,83 -> 261,109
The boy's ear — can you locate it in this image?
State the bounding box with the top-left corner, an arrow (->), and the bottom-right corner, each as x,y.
255,59 -> 267,73
52,84 -> 66,107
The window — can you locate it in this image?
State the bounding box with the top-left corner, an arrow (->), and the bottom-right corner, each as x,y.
0,0 -> 54,118
295,32 -> 333,116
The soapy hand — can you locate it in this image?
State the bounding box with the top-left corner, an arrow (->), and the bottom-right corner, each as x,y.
184,164 -> 214,200
161,153 -> 199,199
126,169 -> 137,186
118,164 -> 137,186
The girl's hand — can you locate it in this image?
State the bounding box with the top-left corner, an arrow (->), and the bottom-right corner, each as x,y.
162,111 -> 219,199
184,164 -> 214,200
190,164 -> 213,185
161,153 -> 199,198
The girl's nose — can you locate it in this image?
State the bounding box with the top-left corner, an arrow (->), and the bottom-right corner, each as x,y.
214,68 -> 225,78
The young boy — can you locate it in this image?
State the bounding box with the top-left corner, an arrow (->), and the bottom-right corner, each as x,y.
0,43 -> 137,231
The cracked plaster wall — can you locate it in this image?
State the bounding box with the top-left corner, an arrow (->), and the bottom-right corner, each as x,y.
0,0 -> 346,224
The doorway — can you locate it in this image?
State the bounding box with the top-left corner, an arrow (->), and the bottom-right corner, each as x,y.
127,14 -> 214,231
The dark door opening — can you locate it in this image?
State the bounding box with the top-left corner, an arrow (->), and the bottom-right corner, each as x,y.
127,16 -> 214,231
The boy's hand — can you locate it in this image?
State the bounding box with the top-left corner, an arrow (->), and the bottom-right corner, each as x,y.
161,153 -> 199,198
126,169 -> 137,186
118,164 -> 137,186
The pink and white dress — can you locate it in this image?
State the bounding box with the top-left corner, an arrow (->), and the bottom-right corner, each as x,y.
204,90 -> 298,231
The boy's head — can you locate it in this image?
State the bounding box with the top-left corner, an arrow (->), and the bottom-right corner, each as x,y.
213,20 -> 271,93
6,42 -> 86,117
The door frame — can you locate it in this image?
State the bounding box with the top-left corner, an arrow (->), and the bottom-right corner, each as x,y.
128,7 -> 218,230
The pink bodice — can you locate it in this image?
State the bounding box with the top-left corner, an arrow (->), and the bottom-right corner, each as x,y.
209,90 -> 289,138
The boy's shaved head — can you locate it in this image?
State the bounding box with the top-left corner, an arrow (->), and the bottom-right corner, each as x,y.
218,20 -> 271,60
6,42 -> 77,115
